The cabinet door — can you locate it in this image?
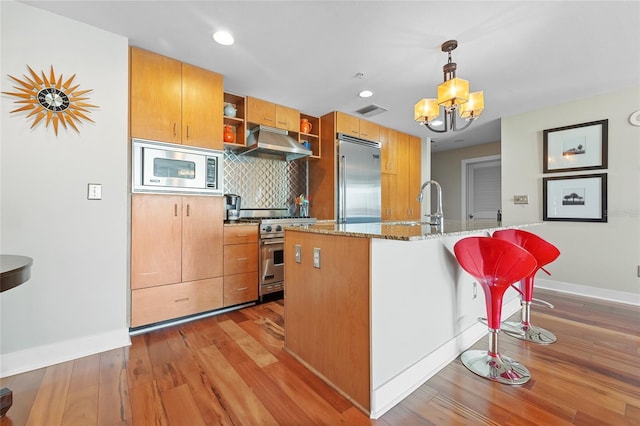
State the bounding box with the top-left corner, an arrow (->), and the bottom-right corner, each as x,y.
381,127 -> 398,174
223,243 -> 258,276
275,104 -> 300,132
381,172 -> 399,220
335,112 -> 359,137
182,196 -> 224,282
223,272 -> 258,307
131,194 -> 182,289
358,119 -> 379,142
395,133 -> 411,220
246,97 -> 276,127
407,135 -> 422,220
182,63 -> 223,149
130,47 -> 182,143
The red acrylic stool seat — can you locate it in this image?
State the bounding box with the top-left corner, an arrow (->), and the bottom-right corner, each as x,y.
493,229 -> 560,344
454,236 -> 537,385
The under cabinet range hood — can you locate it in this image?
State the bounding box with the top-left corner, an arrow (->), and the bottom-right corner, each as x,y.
243,125 -> 312,161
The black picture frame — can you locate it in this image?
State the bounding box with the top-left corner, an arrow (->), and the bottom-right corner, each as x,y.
543,119 -> 608,173
543,173 -> 607,222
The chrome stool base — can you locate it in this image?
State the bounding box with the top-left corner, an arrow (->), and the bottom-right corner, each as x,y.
460,349 -> 531,385
502,321 -> 557,344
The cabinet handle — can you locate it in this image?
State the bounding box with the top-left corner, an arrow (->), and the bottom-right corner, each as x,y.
174,297 -> 189,303
236,234 -> 247,237
236,287 -> 248,291
264,117 -> 273,122
236,257 -> 248,261
277,120 -> 287,126
173,123 -> 177,137
174,204 -> 178,216
186,204 -> 190,217
186,125 -> 190,139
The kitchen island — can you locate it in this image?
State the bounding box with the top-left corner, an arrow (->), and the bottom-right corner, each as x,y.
283,220 -> 540,419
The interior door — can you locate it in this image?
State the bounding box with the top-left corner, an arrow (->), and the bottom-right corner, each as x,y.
465,159 -> 501,222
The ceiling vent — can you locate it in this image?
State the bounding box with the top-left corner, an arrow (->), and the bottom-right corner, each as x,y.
355,104 -> 389,117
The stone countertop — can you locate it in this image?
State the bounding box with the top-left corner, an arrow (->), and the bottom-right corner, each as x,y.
284,220 -> 542,241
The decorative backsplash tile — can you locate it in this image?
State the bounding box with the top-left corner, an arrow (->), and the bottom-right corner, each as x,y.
224,150 -> 308,212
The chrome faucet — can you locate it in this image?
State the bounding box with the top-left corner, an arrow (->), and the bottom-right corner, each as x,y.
417,180 -> 444,229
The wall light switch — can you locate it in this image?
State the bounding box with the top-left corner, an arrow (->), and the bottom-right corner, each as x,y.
295,244 -> 302,263
88,183 -> 102,200
313,248 -> 321,269
513,195 -> 528,204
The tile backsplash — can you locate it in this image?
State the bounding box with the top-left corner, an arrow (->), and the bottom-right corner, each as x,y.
223,149 -> 308,213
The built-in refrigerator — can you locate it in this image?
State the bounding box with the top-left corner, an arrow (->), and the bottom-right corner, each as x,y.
336,134 -> 381,223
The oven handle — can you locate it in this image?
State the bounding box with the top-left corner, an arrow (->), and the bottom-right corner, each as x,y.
261,239 -> 284,245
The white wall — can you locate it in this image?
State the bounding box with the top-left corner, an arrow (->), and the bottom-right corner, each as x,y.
502,86 -> 640,299
1,1 -> 130,376
432,141 -> 501,221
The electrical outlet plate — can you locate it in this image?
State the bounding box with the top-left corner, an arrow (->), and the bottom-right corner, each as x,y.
295,245 -> 302,263
313,248 -> 321,268
88,183 -> 102,200
514,195 -> 528,204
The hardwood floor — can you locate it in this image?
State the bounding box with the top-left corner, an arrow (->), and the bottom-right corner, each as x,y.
1,289 -> 638,425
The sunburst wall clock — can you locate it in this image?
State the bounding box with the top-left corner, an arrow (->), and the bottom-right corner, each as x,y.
3,65 -> 99,135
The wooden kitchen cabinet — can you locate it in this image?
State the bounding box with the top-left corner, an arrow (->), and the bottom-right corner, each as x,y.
335,111 -> 379,142
131,194 -> 224,289
299,113 -> 321,158
380,127 -> 398,174
131,278 -> 223,328
131,194 -> 224,327
130,46 -> 223,150
223,92 -> 246,147
381,132 -> 421,221
223,224 -> 258,306
246,96 -> 300,133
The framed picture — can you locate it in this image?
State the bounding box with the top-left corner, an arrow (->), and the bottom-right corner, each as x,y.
543,119 -> 608,173
543,173 -> 607,222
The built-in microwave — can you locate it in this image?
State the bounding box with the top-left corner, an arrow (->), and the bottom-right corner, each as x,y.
132,139 -> 224,195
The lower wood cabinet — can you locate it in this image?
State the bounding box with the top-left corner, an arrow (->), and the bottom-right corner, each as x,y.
131,277 -> 223,327
223,224 -> 259,306
131,193 -> 224,328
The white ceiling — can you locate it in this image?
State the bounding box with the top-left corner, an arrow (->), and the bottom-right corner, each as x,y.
20,1 -> 640,151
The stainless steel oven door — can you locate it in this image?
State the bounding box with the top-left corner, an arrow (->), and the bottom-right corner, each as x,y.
260,237 -> 284,294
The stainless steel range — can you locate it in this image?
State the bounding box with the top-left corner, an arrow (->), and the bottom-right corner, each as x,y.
239,209 -> 316,300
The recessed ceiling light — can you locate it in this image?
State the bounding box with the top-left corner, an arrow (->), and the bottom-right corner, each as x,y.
213,31 -> 234,46
359,90 -> 373,98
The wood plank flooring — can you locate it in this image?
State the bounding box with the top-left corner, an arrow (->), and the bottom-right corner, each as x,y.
1,289 -> 638,425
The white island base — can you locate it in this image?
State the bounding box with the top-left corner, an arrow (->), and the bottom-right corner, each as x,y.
284,222 -> 533,418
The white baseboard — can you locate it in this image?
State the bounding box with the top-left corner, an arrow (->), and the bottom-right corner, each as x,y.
370,297 -> 521,419
1,329 -> 131,378
536,279 -> 640,306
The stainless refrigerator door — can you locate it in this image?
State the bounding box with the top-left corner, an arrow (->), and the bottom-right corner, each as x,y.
338,139 -> 381,223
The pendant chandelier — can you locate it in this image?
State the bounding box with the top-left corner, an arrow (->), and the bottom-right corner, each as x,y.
414,40 -> 484,133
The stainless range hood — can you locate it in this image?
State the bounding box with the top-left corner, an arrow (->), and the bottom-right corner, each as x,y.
242,125 -> 312,161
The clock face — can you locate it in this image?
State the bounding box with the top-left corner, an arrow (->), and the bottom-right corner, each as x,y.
3,65 -> 98,135
37,87 -> 70,112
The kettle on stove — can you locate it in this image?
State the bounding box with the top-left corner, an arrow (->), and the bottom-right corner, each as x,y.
224,194 -> 242,221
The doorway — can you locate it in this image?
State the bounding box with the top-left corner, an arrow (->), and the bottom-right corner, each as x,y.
461,155 -> 501,223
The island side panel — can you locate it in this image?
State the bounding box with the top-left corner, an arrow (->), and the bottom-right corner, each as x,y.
284,229 -> 371,412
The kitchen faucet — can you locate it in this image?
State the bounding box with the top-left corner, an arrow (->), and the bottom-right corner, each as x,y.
417,180 -> 444,230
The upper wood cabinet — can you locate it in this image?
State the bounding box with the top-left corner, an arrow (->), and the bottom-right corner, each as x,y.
382,133 -> 421,221
380,127 -> 398,174
335,112 -> 379,142
246,96 -> 300,133
130,47 -> 223,150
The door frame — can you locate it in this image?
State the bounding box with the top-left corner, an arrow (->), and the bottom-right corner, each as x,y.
461,154 -> 501,222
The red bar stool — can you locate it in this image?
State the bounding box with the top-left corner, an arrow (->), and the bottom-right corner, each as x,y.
493,229 -> 560,344
453,236 -> 537,385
